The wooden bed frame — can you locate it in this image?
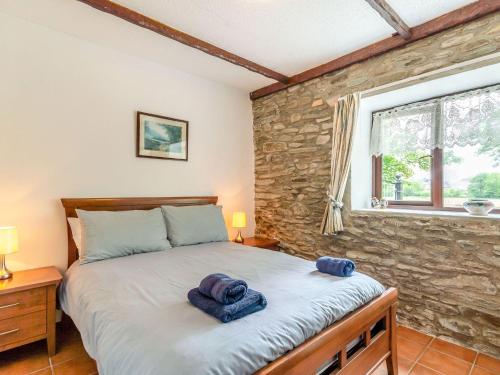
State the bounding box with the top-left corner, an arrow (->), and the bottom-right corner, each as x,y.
61,196 -> 398,375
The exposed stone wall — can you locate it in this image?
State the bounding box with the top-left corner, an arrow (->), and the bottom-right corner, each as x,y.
252,13 -> 500,357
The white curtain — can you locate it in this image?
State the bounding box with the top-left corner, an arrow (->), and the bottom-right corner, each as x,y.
370,84 -> 500,157
320,93 -> 359,235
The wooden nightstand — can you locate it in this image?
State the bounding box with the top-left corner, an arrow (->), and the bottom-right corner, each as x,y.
240,237 -> 280,251
0,266 -> 62,356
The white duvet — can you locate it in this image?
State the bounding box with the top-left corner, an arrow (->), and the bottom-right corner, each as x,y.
59,241 -> 384,375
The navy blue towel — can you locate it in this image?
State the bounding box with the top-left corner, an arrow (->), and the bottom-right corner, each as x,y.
199,273 -> 248,305
316,256 -> 356,277
188,288 -> 267,323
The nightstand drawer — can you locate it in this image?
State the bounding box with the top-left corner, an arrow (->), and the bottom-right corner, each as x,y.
0,310 -> 46,347
0,288 -> 47,320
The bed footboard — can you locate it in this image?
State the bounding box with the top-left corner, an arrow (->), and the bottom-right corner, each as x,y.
256,287 -> 398,375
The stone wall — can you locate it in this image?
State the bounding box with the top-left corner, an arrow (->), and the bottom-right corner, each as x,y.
252,13 -> 500,357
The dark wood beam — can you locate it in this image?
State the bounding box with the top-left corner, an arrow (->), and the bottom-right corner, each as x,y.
251,1 -> 500,100
77,0 -> 289,84
365,0 -> 411,39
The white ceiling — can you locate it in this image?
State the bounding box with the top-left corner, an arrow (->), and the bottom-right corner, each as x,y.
0,0 -> 476,92
389,0 -> 475,27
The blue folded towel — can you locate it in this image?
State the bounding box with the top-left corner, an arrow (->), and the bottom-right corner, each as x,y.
316,256 -> 356,277
199,273 -> 248,305
188,288 -> 267,323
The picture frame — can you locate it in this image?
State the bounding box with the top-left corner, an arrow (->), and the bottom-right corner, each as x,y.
136,111 -> 189,161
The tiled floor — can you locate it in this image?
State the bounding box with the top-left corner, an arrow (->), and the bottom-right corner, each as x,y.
373,326 -> 500,375
1,323 -> 499,375
0,320 -> 97,375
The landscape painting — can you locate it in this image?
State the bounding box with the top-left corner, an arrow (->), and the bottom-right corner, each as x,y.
137,112 -> 188,160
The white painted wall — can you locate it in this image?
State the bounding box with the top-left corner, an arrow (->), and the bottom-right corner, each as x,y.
0,13 -> 255,271
351,62 -> 500,210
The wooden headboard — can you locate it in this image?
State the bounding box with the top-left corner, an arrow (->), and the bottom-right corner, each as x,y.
61,196 -> 218,268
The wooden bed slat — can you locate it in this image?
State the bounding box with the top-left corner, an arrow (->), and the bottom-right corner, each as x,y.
364,329 -> 372,346
255,288 -> 398,375
336,330 -> 390,375
339,348 -> 348,368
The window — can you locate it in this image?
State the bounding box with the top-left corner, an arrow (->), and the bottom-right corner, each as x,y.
371,84 -> 500,212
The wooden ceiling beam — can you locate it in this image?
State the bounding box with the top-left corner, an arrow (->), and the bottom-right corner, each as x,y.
77,0 -> 290,84
251,1 -> 500,100
365,0 -> 411,39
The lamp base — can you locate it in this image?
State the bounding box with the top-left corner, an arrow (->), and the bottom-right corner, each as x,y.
0,255 -> 13,280
234,230 -> 244,244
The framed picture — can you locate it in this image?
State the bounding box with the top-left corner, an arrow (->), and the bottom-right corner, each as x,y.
136,111 -> 188,161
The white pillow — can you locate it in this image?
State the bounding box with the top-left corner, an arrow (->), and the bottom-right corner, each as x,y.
67,217 -> 83,253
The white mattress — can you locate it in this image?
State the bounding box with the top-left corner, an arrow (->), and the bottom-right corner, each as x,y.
59,241 -> 385,375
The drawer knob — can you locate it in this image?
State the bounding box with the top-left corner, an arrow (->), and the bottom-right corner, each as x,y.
0,328 -> 19,336
0,302 -> 20,310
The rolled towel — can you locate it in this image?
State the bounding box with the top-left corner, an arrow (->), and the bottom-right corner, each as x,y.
188,288 -> 267,323
199,273 -> 248,305
316,256 -> 356,277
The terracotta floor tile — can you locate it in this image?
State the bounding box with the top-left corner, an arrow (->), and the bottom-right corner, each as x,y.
398,336 -> 428,362
398,326 -> 433,346
53,356 -> 97,375
410,364 -> 442,375
418,348 -> 472,375
398,356 -> 414,375
371,357 -> 413,375
430,338 -> 477,362
51,333 -> 89,365
471,366 -> 498,375
475,353 -> 500,373
0,340 -> 50,375
30,368 -> 53,375
0,321 -> 489,375
371,362 -> 388,375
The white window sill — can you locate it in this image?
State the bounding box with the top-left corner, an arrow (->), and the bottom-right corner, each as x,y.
351,208 -> 500,220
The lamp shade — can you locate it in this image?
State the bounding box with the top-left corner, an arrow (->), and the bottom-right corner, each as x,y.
232,212 -> 247,228
0,227 -> 18,255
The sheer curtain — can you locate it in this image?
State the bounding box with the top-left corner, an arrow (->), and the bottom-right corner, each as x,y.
320,93 -> 359,235
370,84 -> 500,157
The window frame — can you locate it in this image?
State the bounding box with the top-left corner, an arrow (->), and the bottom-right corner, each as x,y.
372,149 -> 444,210
371,85 -> 500,214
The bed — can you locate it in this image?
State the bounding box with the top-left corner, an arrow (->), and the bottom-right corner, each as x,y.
60,196 -> 398,375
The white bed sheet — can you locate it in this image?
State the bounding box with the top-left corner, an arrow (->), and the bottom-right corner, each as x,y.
59,241 -> 385,375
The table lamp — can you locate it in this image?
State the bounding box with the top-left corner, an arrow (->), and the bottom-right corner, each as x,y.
232,212 -> 247,243
0,226 -> 18,280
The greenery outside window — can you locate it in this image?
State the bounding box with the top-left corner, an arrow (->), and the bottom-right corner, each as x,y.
371,84 -> 500,212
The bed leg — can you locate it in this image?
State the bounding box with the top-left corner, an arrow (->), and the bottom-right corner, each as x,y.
386,354 -> 397,375
386,302 -> 398,375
